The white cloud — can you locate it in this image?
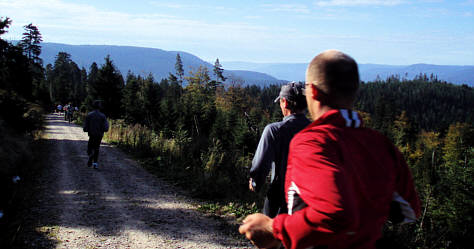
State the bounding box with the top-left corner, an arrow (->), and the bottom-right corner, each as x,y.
314,0 -> 406,7
148,2 -> 187,9
148,1 -> 234,12
0,0 -> 270,48
261,4 -> 311,14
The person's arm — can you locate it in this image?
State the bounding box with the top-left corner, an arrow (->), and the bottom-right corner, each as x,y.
83,114 -> 89,132
239,213 -> 281,248
272,134 -> 359,249
249,125 -> 276,192
391,146 -> 421,223
103,116 -> 109,132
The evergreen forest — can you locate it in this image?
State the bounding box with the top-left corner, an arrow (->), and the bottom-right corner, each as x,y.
1,18 -> 473,248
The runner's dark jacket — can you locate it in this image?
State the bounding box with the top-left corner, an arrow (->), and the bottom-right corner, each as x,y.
83,110 -> 109,137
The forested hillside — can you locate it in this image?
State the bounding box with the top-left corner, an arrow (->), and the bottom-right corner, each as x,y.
0,18 -> 46,246
38,42 -> 283,87
1,17 -> 473,249
357,75 -> 473,131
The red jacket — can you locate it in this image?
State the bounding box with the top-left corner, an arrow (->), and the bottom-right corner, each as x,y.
272,109 -> 421,249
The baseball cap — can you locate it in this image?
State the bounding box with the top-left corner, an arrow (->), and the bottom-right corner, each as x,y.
274,81 -> 305,103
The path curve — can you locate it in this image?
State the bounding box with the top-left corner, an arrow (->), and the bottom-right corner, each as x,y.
18,114 -> 250,249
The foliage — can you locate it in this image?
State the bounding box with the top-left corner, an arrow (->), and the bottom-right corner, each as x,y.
0,18 -> 47,248
175,53 -> 184,85
197,201 -> 259,220
18,23 -> 43,64
213,58 -> 226,83
356,77 -> 474,132
45,52 -> 86,106
91,55 -> 124,118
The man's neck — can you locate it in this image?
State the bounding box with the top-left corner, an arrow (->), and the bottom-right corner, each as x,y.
310,102 -> 353,121
282,108 -> 292,117
311,106 -> 332,121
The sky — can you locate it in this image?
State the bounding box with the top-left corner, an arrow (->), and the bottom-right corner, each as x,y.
1,0 -> 474,65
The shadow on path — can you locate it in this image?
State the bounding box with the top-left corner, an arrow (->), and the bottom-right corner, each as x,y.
12,114 -> 249,248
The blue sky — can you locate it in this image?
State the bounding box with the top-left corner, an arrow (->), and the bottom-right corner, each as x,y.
1,0 -> 473,65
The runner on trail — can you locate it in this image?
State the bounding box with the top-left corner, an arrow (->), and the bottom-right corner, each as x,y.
63,105 -> 68,121
57,104 -> 63,115
239,50 -> 421,249
83,100 -> 109,169
66,103 -> 74,123
249,81 -> 310,218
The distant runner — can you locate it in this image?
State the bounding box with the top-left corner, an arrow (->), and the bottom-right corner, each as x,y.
83,100 -> 109,169
57,104 -> 63,115
66,104 -> 74,123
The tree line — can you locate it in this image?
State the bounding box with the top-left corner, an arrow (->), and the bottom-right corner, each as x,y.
1,17 -> 473,248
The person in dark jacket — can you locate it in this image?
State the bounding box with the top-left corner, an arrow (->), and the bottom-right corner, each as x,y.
249,81 -> 310,218
83,100 -> 109,169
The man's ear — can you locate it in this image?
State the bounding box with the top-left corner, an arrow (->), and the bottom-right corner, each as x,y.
280,98 -> 289,108
310,84 -> 320,100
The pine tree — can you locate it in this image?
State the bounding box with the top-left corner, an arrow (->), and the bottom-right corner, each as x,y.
92,55 -> 124,118
391,111 -> 415,155
0,17 -> 12,36
122,73 -> 142,124
141,73 -> 161,129
19,23 -> 42,64
213,58 -> 226,82
442,123 -> 472,174
84,62 -> 99,109
48,52 -> 83,104
437,123 -> 474,247
175,53 -> 184,84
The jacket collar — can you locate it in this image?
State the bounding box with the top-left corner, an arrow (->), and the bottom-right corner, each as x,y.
312,109 -> 363,128
283,113 -> 306,121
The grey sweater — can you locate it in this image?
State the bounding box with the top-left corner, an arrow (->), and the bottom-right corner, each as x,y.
250,113 -> 310,193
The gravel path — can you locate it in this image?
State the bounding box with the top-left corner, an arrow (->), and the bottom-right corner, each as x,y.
17,114 -> 251,249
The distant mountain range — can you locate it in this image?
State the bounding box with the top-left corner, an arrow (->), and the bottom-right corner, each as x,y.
39,43 -> 474,87
222,62 -> 474,87
39,43 -> 283,87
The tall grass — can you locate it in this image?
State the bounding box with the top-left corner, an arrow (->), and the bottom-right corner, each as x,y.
105,119 -> 187,159
0,91 -> 45,247
103,119 -> 260,218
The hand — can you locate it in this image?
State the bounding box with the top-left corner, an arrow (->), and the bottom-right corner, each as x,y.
249,178 -> 255,192
239,213 -> 281,248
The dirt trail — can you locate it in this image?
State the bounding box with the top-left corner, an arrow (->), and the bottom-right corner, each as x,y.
17,114 -> 251,249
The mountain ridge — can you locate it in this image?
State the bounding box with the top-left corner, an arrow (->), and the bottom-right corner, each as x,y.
222,61 -> 474,86
39,42 -> 284,87
38,42 -> 473,87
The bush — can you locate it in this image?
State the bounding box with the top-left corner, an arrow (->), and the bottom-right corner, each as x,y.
0,96 -> 44,247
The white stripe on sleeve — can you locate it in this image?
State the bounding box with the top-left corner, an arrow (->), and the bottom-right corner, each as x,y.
287,181 -> 301,215
393,192 -> 417,223
352,110 -> 361,128
340,109 -> 352,127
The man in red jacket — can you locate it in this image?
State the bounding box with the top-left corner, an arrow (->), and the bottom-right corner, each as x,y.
239,50 -> 421,249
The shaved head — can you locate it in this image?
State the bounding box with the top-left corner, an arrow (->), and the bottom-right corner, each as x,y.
306,50 -> 359,106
